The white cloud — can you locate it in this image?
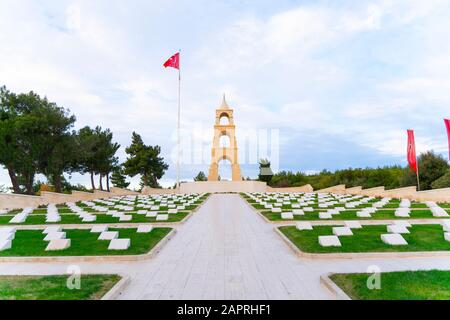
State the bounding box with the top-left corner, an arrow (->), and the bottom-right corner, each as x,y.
66,4 -> 81,31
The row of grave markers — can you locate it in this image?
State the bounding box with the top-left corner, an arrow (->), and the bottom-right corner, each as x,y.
295,220 -> 450,247
245,192 -> 449,220
2,193 -> 206,224
0,224 -> 157,252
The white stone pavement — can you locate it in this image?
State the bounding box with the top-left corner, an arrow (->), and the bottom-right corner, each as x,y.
2,194 -> 450,299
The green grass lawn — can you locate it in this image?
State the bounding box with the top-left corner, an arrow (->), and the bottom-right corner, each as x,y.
0,275 -> 120,300
279,224 -> 450,253
0,227 -> 172,257
330,270 -> 450,300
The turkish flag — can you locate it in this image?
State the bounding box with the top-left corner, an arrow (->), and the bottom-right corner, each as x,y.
407,129 -> 418,173
163,52 -> 180,70
445,119 -> 450,161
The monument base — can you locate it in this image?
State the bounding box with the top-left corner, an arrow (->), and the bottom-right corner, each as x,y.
179,181 -> 267,194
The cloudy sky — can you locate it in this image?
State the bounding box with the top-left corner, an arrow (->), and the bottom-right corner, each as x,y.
1,0 -> 450,189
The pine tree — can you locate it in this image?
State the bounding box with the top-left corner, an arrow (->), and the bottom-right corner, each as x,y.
123,132 -> 169,188
110,167 -> 130,189
194,171 -> 207,181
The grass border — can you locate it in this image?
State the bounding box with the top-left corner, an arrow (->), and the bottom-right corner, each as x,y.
320,273 -> 352,300
0,228 -> 177,263
274,226 -> 450,259
101,275 -> 130,300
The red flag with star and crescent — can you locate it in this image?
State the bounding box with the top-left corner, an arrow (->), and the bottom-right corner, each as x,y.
407,129 -> 418,173
163,52 -> 180,70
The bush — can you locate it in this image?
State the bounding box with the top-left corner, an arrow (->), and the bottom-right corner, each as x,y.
431,169 -> 450,189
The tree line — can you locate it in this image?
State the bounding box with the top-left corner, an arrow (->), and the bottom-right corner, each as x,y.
0,86 -> 168,195
266,151 -> 449,191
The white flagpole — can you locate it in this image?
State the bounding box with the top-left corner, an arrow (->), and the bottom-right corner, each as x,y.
177,50 -> 181,190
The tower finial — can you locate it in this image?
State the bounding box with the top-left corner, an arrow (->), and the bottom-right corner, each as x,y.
221,93 -> 229,109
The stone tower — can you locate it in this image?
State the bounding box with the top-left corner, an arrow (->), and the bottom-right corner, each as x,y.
208,95 -> 242,181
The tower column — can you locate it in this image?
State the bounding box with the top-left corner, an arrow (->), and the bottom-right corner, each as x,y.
208,95 -> 242,182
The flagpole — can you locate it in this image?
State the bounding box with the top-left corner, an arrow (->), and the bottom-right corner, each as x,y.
177,50 -> 181,190
416,168 -> 420,191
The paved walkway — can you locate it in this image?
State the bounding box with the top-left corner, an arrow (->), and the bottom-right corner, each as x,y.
2,194 -> 450,299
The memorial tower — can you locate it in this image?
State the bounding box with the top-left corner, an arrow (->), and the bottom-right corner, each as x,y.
207,95 -> 242,181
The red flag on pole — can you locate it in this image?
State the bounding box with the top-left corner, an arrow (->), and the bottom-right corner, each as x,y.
163,51 -> 182,188
445,119 -> 450,161
407,129 -> 418,173
163,52 -> 180,70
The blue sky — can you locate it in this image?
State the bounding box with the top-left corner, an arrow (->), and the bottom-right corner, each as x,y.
1,0 -> 449,189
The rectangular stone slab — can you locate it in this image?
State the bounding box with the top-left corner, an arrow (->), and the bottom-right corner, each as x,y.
0,227 -> 16,235
156,214 -> 169,221
45,239 -> 71,251
394,220 -> 412,228
387,225 -> 410,234
318,236 -> 341,247
44,232 -> 66,241
271,208 -> 282,213
357,211 -> 371,218
146,212 -> 158,218
91,225 -> 108,233
0,240 -> 12,251
319,212 -> 332,219
281,212 -> 294,220
0,233 -> 15,241
345,221 -> 362,229
445,233 -> 450,242
395,208 -> 410,217
296,222 -> 313,231
82,216 -> 97,222
431,207 -> 449,217
43,226 -> 62,234
292,209 -> 304,216
108,239 -> 131,250
119,215 -> 133,222
98,231 -> 119,240
443,221 -> 450,232
332,227 -> 353,236
137,225 -> 153,233
46,216 -> 61,223
9,214 -> 27,224
381,233 -> 408,245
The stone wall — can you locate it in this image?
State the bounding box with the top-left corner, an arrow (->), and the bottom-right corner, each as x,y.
180,181 -> 268,193
0,193 -> 45,210
110,187 -> 140,195
267,184 -> 314,193
141,187 -> 179,195
0,187 -> 139,210
315,184 -> 346,194
341,185 -> 450,204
